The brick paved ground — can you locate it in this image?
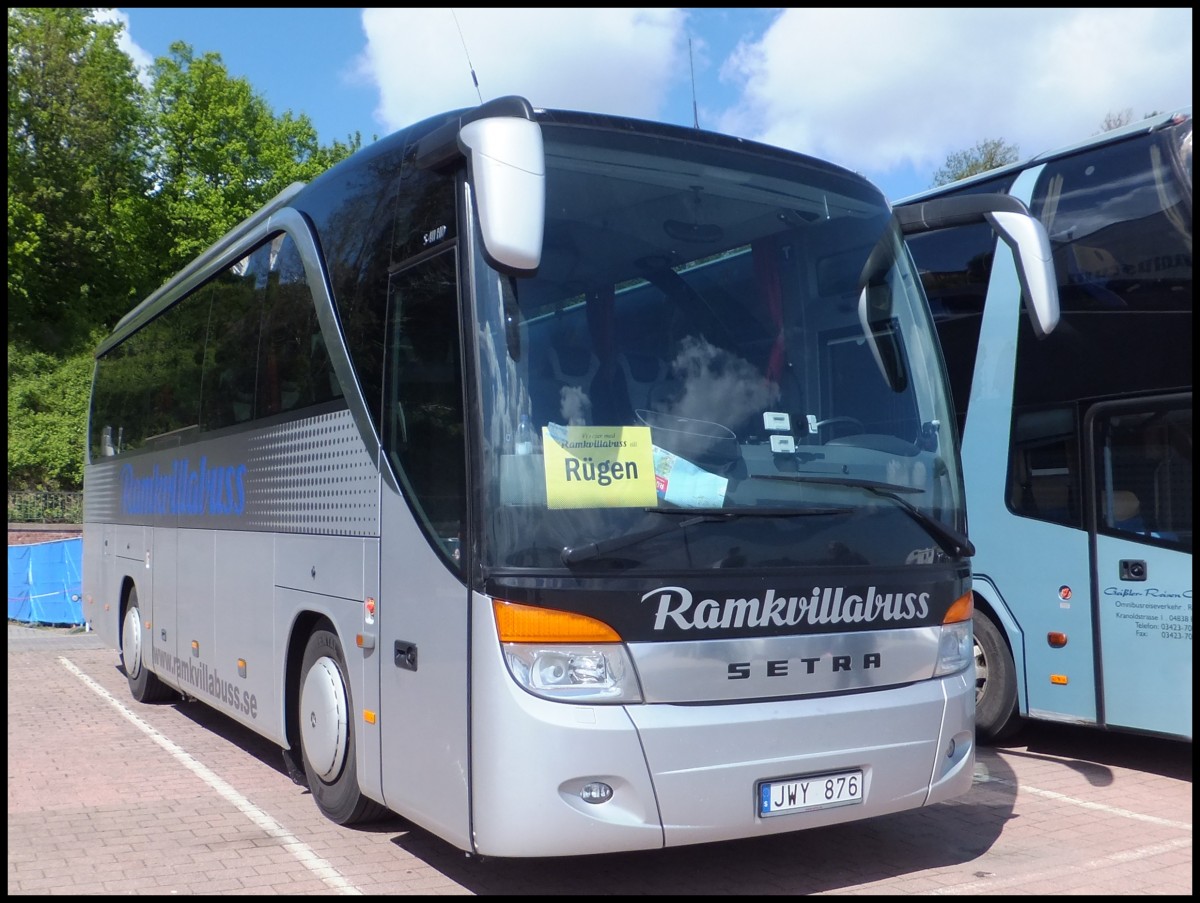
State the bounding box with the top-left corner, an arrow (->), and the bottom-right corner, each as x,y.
8,623 -> 1192,895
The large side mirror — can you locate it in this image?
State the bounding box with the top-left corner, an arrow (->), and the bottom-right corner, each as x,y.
853,221 -> 911,393
414,95 -> 546,273
857,280 -> 909,394
896,193 -> 1060,338
459,114 -> 545,272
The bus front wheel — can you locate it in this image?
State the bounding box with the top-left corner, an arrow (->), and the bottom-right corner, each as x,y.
972,611 -> 1021,743
298,627 -> 388,825
120,586 -> 175,703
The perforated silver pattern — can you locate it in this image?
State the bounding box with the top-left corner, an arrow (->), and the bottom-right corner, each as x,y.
244,409 -> 378,535
82,466 -> 120,522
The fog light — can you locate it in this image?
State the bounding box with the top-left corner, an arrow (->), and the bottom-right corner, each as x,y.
580,782 -> 613,804
946,738 -> 956,758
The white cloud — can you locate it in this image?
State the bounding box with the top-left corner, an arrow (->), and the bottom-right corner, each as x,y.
355,8 -> 1189,192
107,7 -> 1188,198
358,8 -> 687,133
714,8 -> 1192,184
352,8 -> 1190,192
92,8 -> 154,86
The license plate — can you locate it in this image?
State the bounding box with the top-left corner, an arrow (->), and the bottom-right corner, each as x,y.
758,769 -> 863,817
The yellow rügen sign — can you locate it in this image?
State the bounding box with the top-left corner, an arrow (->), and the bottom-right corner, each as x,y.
542,424 -> 658,509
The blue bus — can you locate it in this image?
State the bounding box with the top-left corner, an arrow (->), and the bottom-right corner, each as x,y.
903,109 -> 1192,742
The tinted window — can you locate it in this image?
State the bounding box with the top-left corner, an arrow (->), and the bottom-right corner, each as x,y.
257,234 -> 341,418
383,250 -> 465,566
905,172 -> 1018,435
907,221 -> 997,435
1093,400 -> 1192,551
1006,127 -> 1193,529
1015,128 -> 1193,409
201,247 -> 266,431
92,231 -> 343,459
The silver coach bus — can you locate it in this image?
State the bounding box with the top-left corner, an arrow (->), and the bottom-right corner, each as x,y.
82,96 -> 1058,857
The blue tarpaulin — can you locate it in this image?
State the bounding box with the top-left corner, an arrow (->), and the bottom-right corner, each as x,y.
7,537 -> 84,626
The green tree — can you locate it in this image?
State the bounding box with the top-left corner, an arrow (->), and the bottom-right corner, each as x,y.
146,42 -> 360,273
8,22 -> 361,492
7,342 -> 95,490
931,138 -> 1021,187
8,7 -> 153,354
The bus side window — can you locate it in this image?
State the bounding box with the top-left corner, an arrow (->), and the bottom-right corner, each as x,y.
1096,404 -> 1192,548
1008,407 -> 1080,528
259,233 -> 337,415
905,220 -> 998,437
201,248 -> 265,430
384,250 -> 465,556
1105,489 -> 1144,532
1033,134 -> 1192,315
1147,415 -> 1192,541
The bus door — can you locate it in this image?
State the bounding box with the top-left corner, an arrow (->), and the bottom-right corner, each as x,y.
375,252 -> 473,848
997,404 -> 1098,726
1088,396 -> 1193,738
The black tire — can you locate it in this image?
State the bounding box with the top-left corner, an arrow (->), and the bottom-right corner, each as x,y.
298,627 -> 388,825
120,586 -> 175,703
973,610 -> 1021,743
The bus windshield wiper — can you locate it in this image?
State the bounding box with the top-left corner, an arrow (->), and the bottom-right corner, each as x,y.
560,505 -> 849,565
751,473 -> 975,559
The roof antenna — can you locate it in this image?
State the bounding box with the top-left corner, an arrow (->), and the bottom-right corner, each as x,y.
688,37 -> 699,129
451,9 -> 483,104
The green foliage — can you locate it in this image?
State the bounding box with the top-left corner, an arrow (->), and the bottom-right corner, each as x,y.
8,490 -> 83,524
8,7 -> 154,354
7,12 -> 361,491
147,42 -> 361,273
7,342 -> 95,490
931,138 -> 1021,188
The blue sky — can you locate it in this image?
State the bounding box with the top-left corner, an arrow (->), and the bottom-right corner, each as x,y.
104,8 -> 1191,201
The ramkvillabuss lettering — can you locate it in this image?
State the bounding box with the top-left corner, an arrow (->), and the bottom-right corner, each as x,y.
120,457 -> 247,516
644,584 -> 931,631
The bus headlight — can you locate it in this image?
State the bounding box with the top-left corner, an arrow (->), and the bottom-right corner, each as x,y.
934,621 -> 973,677
493,599 -> 643,703
502,644 -> 643,703
933,590 -> 973,677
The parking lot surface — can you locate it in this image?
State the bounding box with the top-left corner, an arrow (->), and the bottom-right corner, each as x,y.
8,622 -> 1192,895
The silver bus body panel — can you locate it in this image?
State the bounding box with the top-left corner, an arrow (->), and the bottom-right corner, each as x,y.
630,669 -> 973,849
81,406 -> 383,751
466,593 -> 974,857
629,627 -> 943,702
469,592 -> 665,856
375,486 -> 472,853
